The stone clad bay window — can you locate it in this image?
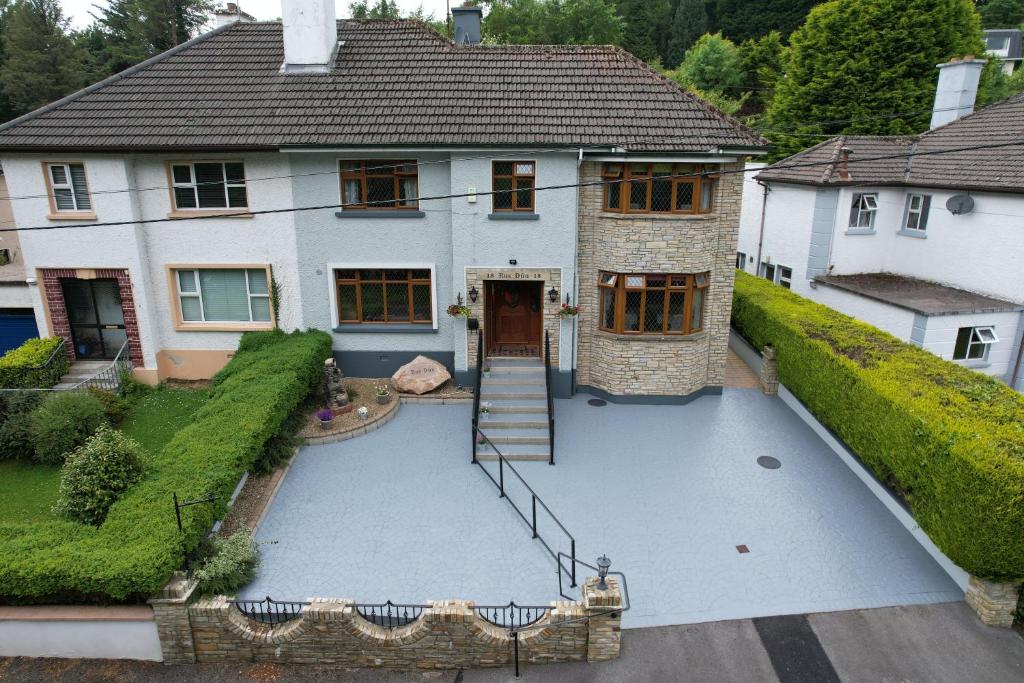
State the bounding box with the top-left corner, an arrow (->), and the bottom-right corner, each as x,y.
46,162 -> 92,213
170,162 -> 248,211
340,160 -> 418,210
174,268 -> 271,324
335,269 -> 432,324
492,161 -> 535,211
602,163 -> 717,215
598,272 -> 709,335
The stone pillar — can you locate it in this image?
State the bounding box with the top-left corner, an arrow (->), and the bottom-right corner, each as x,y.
965,576 -> 1021,628
582,576 -> 623,662
759,345 -> 779,395
148,572 -> 199,664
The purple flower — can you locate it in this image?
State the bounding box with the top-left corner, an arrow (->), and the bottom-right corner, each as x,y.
317,408 -> 334,421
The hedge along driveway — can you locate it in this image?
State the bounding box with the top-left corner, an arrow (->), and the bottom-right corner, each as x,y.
0,330 -> 332,603
732,271 -> 1024,581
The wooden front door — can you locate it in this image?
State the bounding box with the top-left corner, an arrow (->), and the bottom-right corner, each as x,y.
487,281 -> 543,356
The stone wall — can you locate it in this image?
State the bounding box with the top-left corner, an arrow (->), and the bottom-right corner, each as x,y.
575,161 -> 743,398
153,576 -> 623,670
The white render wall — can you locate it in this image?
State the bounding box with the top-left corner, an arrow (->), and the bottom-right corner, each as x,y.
812,283 -> 917,340
920,310 -> 1021,379
0,619 -> 162,661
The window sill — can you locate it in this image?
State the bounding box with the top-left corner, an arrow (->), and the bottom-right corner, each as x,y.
167,210 -> 253,219
897,229 -> 927,239
956,359 -> 991,370
844,228 -> 876,236
334,323 -> 437,333
335,210 -> 426,219
488,213 -> 540,221
174,322 -> 274,332
594,328 -> 707,343
47,212 -> 97,221
600,212 -> 713,221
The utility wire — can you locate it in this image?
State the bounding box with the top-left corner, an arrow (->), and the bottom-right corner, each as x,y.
3,138 -> 1023,235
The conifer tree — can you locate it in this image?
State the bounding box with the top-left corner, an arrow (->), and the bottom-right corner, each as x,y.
0,0 -> 83,114
666,0 -> 707,67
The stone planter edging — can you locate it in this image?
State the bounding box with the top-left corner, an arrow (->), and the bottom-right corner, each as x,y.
303,400 -> 400,446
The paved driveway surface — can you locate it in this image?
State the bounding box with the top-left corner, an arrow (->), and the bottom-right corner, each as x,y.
243,389 -> 962,628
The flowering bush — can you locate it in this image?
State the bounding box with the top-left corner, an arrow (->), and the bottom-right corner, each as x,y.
446,304 -> 472,317
193,528 -> 260,596
559,303 -> 580,317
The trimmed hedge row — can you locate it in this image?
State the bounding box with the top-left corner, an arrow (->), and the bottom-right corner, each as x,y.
0,337 -> 69,388
0,329 -> 331,603
732,271 -> 1024,580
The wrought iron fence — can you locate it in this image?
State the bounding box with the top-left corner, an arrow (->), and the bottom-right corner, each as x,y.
475,601 -> 552,630
230,596 -> 310,624
72,340 -> 133,391
355,601 -> 428,629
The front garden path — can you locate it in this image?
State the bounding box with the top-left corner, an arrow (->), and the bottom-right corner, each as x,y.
243,389 -> 962,628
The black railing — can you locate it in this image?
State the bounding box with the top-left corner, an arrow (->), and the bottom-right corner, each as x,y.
355,601 -> 428,629
475,601 -> 552,630
544,329 -> 554,465
472,329 -> 484,464
230,596 -> 310,624
473,429 -> 577,590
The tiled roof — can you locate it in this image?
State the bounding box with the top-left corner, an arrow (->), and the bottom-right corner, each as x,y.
756,93 -> 1024,193
815,273 -> 1023,315
0,20 -> 765,153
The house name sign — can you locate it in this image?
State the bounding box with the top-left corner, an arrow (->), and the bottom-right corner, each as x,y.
481,271 -> 548,280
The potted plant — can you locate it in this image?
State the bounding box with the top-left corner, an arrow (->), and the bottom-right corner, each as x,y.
476,432 -> 488,450
375,383 -> 391,404
479,401 -> 491,415
316,408 -> 335,430
559,302 -> 580,317
446,303 -> 472,318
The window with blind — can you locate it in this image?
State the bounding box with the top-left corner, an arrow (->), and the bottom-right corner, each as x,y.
47,163 -> 92,212
492,161 -> 536,211
340,161 -> 419,210
602,163 -> 717,215
598,272 -> 709,335
175,268 -> 271,323
335,269 -> 432,324
170,162 -> 248,210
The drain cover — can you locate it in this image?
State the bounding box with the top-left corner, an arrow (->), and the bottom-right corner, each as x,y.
587,398 -> 608,407
757,456 -> 781,470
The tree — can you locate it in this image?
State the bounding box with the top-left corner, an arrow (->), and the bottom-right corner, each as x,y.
349,0 -> 401,19
483,0 -> 623,46
613,0 -> 672,62
976,0 -> 1024,27
738,31 -> 785,115
715,0 -> 820,42
0,0 -> 84,115
88,0 -> 214,75
668,32 -> 747,115
666,0 -> 707,67
766,0 -> 991,158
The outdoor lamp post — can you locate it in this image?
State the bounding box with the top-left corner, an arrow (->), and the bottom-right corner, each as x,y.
468,285 -> 479,302
547,286 -> 558,303
596,554 -> 611,590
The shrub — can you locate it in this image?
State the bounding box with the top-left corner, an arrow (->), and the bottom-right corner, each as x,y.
0,392 -> 41,460
28,392 -> 108,465
731,271 -> 1024,580
193,528 -> 260,596
0,337 -> 69,389
53,426 -> 145,526
0,329 -> 331,603
86,387 -> 132,423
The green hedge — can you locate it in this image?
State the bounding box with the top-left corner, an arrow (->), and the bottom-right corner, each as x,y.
732,271 -> 1024,580
0,337 -> 69,388
0,329 -> 331,603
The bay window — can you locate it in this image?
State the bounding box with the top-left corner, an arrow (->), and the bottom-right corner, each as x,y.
598,271 -> 709,335
602,163 -> 717,215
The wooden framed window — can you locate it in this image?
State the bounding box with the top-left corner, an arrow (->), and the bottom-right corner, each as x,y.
170,162 -> 248,210
335,269 -> 432,324
601,163 -> 717,215
339,160 -> 418,210
45,162 -> 92,213
492,161 -> 536,212
598,271 -> 709,335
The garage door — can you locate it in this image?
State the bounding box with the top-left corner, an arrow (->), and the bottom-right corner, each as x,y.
0,309 -> 39,355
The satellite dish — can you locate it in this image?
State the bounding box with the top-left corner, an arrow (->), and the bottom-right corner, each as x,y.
946,194 -> 975,215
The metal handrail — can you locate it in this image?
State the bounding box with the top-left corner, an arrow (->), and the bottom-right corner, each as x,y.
544,329 -> 554,465
66,340 -> 132,391
473,429 -> 577,590
472,329 -> 484,463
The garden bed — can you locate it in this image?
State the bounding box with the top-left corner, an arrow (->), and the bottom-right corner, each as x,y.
297,378 -> 399,444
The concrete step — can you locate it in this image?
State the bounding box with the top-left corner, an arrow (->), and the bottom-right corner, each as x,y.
53,382 -> 81,390
483,365 -> 545,374
486,358 -> 544,368
481,376 -> 545,386
476,452 -> 549,462
479,417 -> 549,429
476,441 -> 551,461
486,433 -> 550,445
480,391 -> 547,401
486,405 -> 549,415
480,382 -> 546,393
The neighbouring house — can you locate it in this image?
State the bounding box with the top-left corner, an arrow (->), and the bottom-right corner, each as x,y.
985,28 -> 1022,75
0,167 -> 37,354
0,1 -> 764,402
738,57 -> 1024,392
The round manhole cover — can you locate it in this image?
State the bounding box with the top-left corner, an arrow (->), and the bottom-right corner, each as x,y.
757,456 -> 782,470
587,398 -> 608,407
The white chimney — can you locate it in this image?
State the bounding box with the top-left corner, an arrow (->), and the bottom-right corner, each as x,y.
214,3 -> 248,27
452,3 -> 482,45
281,0 -> 338,74
931,56 -> 986,129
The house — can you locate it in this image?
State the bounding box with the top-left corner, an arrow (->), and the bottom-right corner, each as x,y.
738,57 -> 1024,392
985,29 -> 1022,75
0,169 -> 37,353
0,1 -> 764,403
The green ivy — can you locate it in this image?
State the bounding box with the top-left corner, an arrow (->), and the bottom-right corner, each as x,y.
732,271 -> 1024,581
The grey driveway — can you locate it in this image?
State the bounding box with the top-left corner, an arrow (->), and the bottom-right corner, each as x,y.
243,389 -> 962,628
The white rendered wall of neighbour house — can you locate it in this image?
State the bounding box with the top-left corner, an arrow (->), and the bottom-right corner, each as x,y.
289,150 -> 579,380
0,154 -> 303,380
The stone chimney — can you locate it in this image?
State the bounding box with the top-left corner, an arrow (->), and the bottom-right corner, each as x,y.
452,3 -> 482,45
930,56 -> 986,128
281,0 -> 338,74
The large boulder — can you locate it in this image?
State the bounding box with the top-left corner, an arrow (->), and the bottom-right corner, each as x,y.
392,355 -> 451,395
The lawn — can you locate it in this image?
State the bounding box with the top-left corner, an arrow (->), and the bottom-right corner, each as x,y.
121,388 -> 210,455
0,461 -> 62,523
